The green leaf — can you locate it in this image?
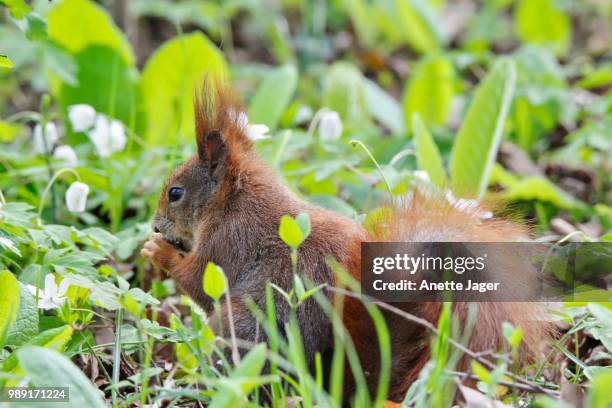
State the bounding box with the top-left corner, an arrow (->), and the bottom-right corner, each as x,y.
471,360 -> 492,384
403,54 -> 454,128
249,64 -> 298,131
17,346 -> 105,408
412,113 -> 447,188
588,368 -> 612,408
1,0 -> 31,19
503,176 -> 582,210
279,214 -> 308,249
0,270 -> 20,347
0,54 -> 13,69
24,13 -> 48,41
515,0 -> 571,56
363,78 -> 405,135
58,45 -> 139,130
47,0 -> 135,64
449,58 -> 517,198
395,0 -> 442,54
295,213 -> 311,241
141,32 -> 227,145
2,326 -> 73,374
6,283 -> 39,347
322,62 -> 369,131
502,322 -> 523,349
203,262 -> 226,301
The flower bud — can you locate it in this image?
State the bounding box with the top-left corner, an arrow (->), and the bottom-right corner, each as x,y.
88,115 -> 127,157
318,111 -> 342,140
65,181 -> 89,213
33,122 -> 59,154
53,145 -> 78,167
68,104 -> 96,132
109,120 -> 127,152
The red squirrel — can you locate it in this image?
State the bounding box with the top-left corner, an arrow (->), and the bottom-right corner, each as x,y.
141,83 -> 551,401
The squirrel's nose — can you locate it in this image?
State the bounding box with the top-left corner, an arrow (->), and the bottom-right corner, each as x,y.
153,226 -> 160,233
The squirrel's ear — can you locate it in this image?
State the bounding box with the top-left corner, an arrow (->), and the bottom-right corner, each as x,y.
198,131 -> 228,172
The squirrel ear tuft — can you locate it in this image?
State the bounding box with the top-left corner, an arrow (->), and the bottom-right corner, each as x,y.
198,130 -> 228,172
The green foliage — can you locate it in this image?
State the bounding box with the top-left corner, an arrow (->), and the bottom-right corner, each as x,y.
0,54 -> 12,68
412,113 -> 447,188
141,32 -> 228,144
322,62 -> 369,131
403,54 -> 454,128
17,346 -> 106,407
0,270 -> 20,346
5,282 -> 39,347
279,213 -> 311,250
249,64 -> 298,131
203,262 -> 226,301
515,0 -> 571,56
450,58 -> 517,198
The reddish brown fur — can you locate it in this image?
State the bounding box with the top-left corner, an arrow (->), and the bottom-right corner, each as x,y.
142,83 -> 552,402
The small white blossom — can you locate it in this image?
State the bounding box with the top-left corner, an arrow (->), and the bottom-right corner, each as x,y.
246,124 -> 270,141
26,274 -> 70,310
68,104 -> 96,132
413,170 -> 430,184
53,145 -> 78,167
88,115 -> 127,157
33,122 -> 59,154
65,181 -> 89,213
318,111 -> 342,140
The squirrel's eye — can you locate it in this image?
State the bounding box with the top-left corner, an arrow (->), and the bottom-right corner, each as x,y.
168,187 -> 184,202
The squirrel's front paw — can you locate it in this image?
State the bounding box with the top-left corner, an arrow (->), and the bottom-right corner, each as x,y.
141,233 -> 185,272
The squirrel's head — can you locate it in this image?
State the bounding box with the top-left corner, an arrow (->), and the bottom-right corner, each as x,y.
151,82 -> 254,253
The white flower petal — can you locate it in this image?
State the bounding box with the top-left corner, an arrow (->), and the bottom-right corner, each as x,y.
109,120 -> 127,153
246,124 -> 270,141
26,284 -> 38,297
33,122 -> 59,154
44,273 -> 58,295
38,297 -> 57,310
318,111 -> 342,141
58,278 -> 71,297
53,145 -> 78,167
65,181 -> 89,213
68,104 -> 96,132
88,115 -> 112,157
413,170 -> 430,183
51,294 -> 67,309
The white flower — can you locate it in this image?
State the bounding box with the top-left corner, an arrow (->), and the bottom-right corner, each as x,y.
413,170 -> 430,184
88,115 -> 127,157
53,145 -> 78,167
68,104 -> 96,132
318,111 -> 342,140
33,122 -> 59,154
246,124 -> 270,141
26,274 -> 70,310
65,181 -> 89,213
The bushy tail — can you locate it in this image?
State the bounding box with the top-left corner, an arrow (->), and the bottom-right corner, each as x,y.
344,190 -> 554,400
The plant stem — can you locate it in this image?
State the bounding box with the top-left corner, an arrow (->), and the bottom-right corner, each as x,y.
112,308 -> 124,406
37,168 -> 81,220
349,139 -> 393,198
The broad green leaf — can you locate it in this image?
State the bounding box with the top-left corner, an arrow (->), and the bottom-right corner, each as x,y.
588,368 -> 612,408
502,322 -> 523,349
503,176 -> 582,210
0,121 -> 21,142
0,54 -> 13,68
249,64 -> 298,131
322,62 -> 369,131
403,55 -> 454,128
279,215 -> 304,249
141,32 -> 227,145
24,13 -> 48,41
6,283 -> 39,347
203,262 -> 226,301
47,0 -> 134,64
412,113 -> 447,188
449,58 -> 516,198
1,0 -> 30,18
17,346 -> 105,408
395,0 -> 442,54
0,270 -> 20,347
471,360 -> 492,384
58,45 -> 139,127
363,78 -> 405,135
295,213 -> 311,241
515,0 -> 570,56
2,326 -> 73,375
